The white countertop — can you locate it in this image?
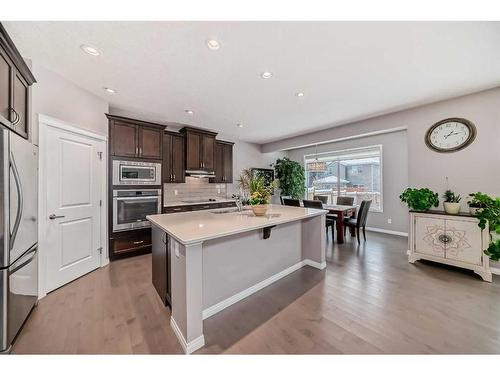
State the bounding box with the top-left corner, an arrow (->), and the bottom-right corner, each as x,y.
163,198 -> 236,207
147,204 -> 327,245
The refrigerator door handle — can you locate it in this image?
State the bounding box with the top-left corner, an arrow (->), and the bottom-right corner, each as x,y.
8,245 -> 37,275
9,151 -> 24,250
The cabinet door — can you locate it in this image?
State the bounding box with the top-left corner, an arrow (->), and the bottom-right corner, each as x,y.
140,126 -> 162,159
223,143 -> 233,183
111,121 -> 138,157
12,72 -> 28,138
212,142 -> 224,183
162,133 -> 173,183
0,51 -> 10,125
186,132 -> 201,170
414,216 -> 446,258
444,219 -> 482,265
201,134 -> 215,171
171,134 -> 185,183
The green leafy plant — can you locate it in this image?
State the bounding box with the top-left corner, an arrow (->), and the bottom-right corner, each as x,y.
467,193 -> 487,208
399,188 -> 439,211
469,192 -> 500,261
443,189 -> 461,203
248,176 -> 277,205
274,157 -> 305,199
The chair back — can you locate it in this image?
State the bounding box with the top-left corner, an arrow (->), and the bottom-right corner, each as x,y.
303,199 -> 323,209
314,195 -> 328,204
280,195 -> 291,205
357,200 -> 372,226
283,198 -> 301,207
336,196 -> 354,206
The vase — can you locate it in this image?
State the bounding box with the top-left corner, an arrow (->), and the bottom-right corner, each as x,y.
469,206 -> 480,216
251,204 -> 268,216
443,202 -> 461,214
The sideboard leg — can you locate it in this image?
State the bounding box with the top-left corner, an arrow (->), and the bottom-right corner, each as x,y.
475,270 -> 493,282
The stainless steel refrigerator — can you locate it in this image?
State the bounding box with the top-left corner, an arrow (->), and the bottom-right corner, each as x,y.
0,127 -> 38,353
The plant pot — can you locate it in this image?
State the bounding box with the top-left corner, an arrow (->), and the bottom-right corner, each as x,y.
443,202 -> 461,214
469,206 -> 480,216
251,204 -> 268,216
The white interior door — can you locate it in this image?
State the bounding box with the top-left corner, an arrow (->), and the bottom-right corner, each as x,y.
42,123 -> 105,293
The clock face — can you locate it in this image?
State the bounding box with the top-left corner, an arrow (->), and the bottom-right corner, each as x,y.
425,118 -> 476,152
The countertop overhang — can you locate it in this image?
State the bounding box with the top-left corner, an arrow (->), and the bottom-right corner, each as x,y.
147,204 -> 327,245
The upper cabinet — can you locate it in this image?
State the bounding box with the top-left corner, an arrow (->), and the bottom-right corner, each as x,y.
212,140 -> 234,183
0,23 -> 36,140
180,127 -> 217,171
107,114 -> 165,160
163,131 -> 185,183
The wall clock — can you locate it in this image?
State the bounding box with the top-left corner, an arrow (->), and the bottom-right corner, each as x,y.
425,118 -> 477,153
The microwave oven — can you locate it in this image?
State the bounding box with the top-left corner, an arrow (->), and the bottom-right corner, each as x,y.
112,160 -> 161,186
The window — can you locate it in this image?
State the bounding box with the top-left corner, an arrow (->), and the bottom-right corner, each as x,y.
304,145 -> 382,211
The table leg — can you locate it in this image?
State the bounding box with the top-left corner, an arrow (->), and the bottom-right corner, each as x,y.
336,211 -> 344,244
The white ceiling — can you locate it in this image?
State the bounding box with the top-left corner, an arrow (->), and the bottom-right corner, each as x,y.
4,21 -> 500,144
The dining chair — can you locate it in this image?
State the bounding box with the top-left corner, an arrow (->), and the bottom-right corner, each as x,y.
303,199 -> 335,241
344,200 -> 372,245
314,195 -> 328,204
283,198 -> 301,207
280,195 -> 291,205
336,196 -> 354,205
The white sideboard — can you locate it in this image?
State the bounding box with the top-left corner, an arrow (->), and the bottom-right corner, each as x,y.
408,210 -> 492,282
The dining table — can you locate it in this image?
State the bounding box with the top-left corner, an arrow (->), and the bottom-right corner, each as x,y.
323,204 -> 357,244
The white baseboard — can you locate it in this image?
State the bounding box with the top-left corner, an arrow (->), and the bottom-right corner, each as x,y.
366,226 -> 408,237
490,263 -> 500,276
170,316 -> 205,354
202,258 -> 322,320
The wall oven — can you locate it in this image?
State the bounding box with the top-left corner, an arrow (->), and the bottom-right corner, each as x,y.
112,189 -> 161,232
112,160 -> 161,186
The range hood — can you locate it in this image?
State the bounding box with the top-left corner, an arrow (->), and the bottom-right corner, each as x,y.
185,170 -> 215,178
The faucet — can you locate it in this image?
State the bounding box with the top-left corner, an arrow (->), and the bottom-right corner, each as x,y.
235,197 -> 243,212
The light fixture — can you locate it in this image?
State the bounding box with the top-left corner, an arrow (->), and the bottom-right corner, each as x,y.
296,92 -> 304,97
206,39 -> 221,50
236,123 -> 244,128
307,145 -> 327,172
261,71 -> 273,79
103,87 -> 116,94
80,44 -> 100,56
185,109 -> 194,115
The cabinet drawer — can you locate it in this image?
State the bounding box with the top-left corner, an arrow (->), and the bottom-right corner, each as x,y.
163,206 -> 191,214
191,204 -> 214,211
110,229 -> 151,255
218,202 -> 236,208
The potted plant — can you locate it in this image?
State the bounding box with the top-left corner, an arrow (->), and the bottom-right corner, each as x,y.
442,189 -> 462,214
469,192 -> 500,261
399,188 -> 439,211
274,157 -> 305,199
248,176 -> 277,216
467,193 -> 486,215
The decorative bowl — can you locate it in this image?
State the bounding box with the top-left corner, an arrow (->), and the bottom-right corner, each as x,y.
251,204 -> 268,216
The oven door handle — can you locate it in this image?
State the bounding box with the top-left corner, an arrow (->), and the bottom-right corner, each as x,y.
114,196 -> 160,201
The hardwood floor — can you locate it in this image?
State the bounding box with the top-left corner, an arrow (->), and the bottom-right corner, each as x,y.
12,232 -> 500,354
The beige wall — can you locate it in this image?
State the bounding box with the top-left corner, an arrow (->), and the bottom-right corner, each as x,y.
264,87 -> 500,218
30,63 -> 109,145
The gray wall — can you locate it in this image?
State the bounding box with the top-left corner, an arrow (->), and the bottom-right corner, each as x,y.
265,87 -> 500,219
288,130 -> 409,233
30,63 -> 109,145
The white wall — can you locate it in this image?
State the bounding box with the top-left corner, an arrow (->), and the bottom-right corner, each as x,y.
288,130 -> 408,233
30,63 -> 109,144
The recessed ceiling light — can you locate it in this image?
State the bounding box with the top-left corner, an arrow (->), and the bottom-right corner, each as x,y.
103,87 -> 116,94
296,92 -> 305,97
261,71 -> 273,79
80,44 -> 100,56
236,123 -> 244,128
206,39 -> 221,51
185,109 -> 194,115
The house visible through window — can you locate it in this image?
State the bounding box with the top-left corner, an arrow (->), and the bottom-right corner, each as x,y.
304,145 -> 382,211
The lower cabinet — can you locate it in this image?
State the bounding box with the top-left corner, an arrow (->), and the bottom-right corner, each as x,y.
151,226 -> 171,307
162,201 -> 236,214
408,211 -> 491,281
109,228 -> 152,259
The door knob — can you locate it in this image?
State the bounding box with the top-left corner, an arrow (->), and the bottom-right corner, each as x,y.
49,214 -> 65,220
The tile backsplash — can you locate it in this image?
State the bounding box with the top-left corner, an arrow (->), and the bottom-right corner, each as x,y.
163,177 -> 230,204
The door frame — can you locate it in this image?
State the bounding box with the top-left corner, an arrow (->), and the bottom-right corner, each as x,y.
37,114 -> 108,299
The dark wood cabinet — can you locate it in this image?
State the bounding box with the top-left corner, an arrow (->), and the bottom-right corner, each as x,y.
0,24 -> 36,139
109,228 -> 152,260
163,131 -> 185,183
107,114 -> 165,160
152,229 -> 170,307
212,140 -> 234,183
180,127 -> 217,171
162,201 -> 235,214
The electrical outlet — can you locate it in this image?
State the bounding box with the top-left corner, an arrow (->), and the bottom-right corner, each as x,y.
174,189 -> 178,196
387,218 -> 392,224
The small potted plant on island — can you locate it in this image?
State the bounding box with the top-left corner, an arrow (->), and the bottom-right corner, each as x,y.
442,189 -> 462,214
399,187 -> 439,211
467,193 -> 486,216
248,176 -> 277,216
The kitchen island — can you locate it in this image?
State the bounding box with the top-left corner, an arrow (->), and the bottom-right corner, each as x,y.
147,204 -> 327,353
